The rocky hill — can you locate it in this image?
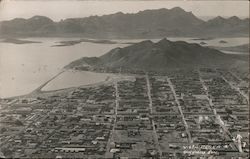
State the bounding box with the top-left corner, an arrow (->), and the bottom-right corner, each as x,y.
66,38 -> 247,71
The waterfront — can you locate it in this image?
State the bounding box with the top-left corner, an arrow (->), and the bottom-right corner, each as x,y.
41,70 -> 115,91
0,37 -> 248,98
0,38 -> 128,98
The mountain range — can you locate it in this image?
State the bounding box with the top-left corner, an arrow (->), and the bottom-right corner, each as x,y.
0,7 -> 248,38
66,38 -> 248,71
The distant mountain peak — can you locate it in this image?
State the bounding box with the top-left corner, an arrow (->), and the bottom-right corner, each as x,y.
212,16 -> 226,21
137,7 -> 188,15
157,38 -> 170,43
210,15 -> 243,22
27,16 -> 54,25
229,16 -> 240,20
29,15 -> 52,21
155,38 -> 172,46
228,16 -> 242,22
110,12 -> 125,16
207,15 -> 247,26
170,7 -> 186,12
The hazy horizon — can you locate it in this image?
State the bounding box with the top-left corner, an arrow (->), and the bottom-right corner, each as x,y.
0,0 -> 249,22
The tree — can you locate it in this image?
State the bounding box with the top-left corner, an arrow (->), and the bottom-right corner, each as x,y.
0,127 -> 7,133
14,120 -> 23,126
225,107 -> 232,115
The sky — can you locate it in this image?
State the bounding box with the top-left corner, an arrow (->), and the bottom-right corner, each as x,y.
0,0 -> 249,21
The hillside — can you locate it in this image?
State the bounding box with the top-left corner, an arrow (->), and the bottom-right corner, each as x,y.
66,38 -> 247,71
200,16 -> 249,37
0,7 -> 248,38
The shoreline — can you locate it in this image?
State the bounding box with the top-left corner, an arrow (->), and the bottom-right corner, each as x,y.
3,70 -> 118,100
2,69 -> 138,100
2,70 -> 65,100
29,70 -> 65,95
